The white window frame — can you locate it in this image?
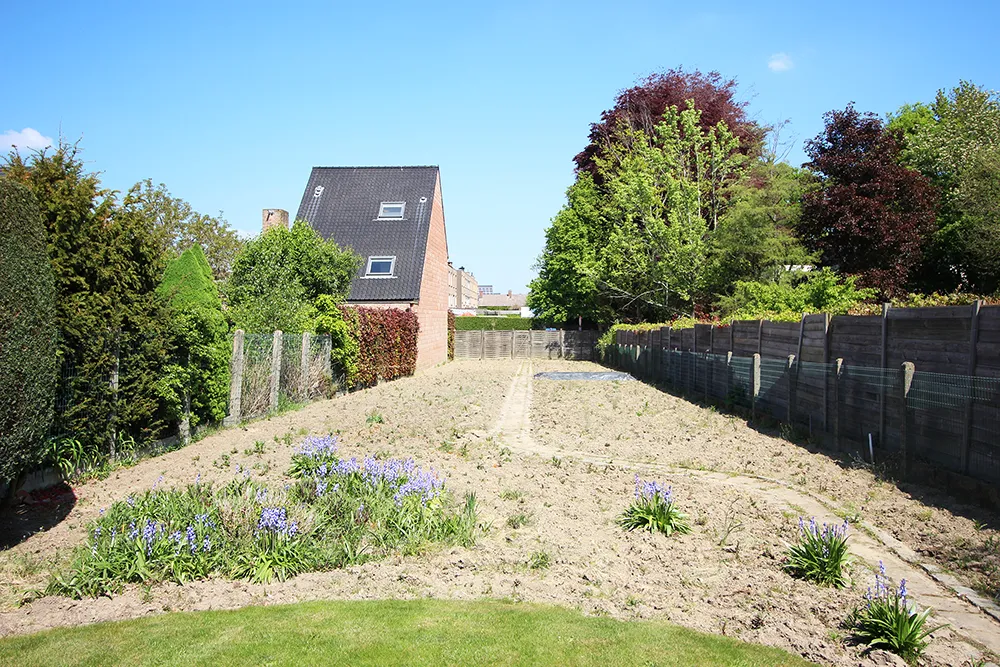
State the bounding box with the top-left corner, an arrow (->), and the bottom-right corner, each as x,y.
377,201 -> 405,219
365,255 -> 396,278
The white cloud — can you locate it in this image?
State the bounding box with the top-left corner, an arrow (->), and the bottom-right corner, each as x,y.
1,128 -> 53,151
767,53 -> 794,73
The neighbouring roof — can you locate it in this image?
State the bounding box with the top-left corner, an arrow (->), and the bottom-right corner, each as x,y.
295,166 -> 440,302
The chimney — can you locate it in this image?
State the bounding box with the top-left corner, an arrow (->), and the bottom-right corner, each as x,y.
507,290 -> 512,298
262,209 -> 289,232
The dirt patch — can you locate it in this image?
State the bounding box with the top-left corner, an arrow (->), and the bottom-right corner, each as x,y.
0,359 -> 997,667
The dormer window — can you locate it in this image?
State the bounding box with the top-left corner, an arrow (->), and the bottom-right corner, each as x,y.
365,256 -> 395,277
377,202 -> 405,219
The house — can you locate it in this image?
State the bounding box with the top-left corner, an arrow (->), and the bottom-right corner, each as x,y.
479,290 -> 528,309
291,166 -> 450,371
448,262 -> 479,308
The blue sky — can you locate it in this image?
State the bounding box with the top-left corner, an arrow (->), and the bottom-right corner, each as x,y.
4,1 -> 998,292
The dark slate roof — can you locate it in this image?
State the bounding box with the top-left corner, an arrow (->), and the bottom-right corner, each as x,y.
295,166 -> 440,302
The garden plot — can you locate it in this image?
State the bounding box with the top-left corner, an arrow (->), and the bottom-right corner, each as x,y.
0,359 -> 997,667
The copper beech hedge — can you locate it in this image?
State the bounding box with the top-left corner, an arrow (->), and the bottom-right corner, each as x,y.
342,306 -> 419,387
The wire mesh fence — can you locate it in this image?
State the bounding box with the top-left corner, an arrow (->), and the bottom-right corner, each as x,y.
607,343 -> 1000,487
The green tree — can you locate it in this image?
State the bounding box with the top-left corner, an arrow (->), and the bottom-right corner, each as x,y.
314,295 -> 359,385
227,220 -> 360,333
0,180 -> 57,489
157,244 -> 230,438
717,268 -> 875,321
3,143 -> 170,456
891,81 -> 1000,293
704,160 -> 816,297
131,179 -> 244,280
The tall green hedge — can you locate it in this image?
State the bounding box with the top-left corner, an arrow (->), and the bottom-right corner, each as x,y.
0,179 -> 57,483
157,244 -> 230,429
453,316 -> 539,331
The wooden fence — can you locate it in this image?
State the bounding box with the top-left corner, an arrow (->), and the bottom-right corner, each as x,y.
606,303 -> 1000,492
453,330 -> 599,360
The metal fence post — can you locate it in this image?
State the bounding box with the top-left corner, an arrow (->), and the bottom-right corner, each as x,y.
899,361 -> 915,477
751,353 -> 761,422
270,330 -> 283,411
224,330 -> 245,426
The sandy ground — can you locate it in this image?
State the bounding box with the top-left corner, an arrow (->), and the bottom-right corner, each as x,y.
1,359 -> 998,667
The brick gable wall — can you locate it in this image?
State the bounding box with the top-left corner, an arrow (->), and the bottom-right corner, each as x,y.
413,173 -> 449,370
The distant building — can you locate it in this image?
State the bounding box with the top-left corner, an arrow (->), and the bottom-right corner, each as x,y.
479,290 -> 527,309
448,263 -> 479,308
479,285 -> 494,295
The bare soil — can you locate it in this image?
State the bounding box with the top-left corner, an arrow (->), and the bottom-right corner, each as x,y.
0,359 -> 997,667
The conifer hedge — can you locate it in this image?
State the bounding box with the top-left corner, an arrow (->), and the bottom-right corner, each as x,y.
0,179 -> 57,483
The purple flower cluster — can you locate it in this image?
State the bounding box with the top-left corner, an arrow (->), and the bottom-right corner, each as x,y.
296,434 -> 340,458
393,469 -> 445,507
257,506 -> 299,537
799,517 -> 849,540
634,475 -> 673,504
864,560 -> 909,606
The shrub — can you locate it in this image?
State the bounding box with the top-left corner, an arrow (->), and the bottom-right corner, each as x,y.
226,219 -> 359,333
156,245 -> 230,431
784,517 -> 851,587
452,316 -> 537,331
618,476 -> 690,536
846,562 -> 945,661
0,179 -> 57,485
344,306 -> 419,388
314,296 -> 359,384
717,268 -> 875,321
49,435 -> 477,598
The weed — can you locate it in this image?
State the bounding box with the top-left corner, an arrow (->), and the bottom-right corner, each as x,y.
500,489 -> 525,501
549,456 -> 562,468
528,551 -> 550,570
507,513 -> 532,529
366,411 -> 385,425
438,442 -> 454,454
499,447 -> 512,463
715,500 -> 745,547
973,519 -> 989,531
916,509 -> 933,523
212,454 -> 231,469
244,440 -> 266,457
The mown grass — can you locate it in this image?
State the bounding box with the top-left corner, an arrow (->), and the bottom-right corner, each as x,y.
0,599 -> 811,666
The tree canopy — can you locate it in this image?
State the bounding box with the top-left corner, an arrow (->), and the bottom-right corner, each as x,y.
226,219 -> 360,333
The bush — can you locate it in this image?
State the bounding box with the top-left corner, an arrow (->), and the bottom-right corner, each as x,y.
344,306 -> 418,387
0,179 -> 57,484
156,245 -> 230,430
227,220 -> 359,333
447,311 -> 456,360
48,436 -> 478,598
453,316 -> 537,331
314,296 -> 359,385
846,562 -> 945,661
618,476 -> 690,536
784,517 -> 851,587
717,268 -> 875,321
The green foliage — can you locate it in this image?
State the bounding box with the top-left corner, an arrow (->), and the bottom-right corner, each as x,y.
4,143 -> 171,458
227,220 -> 360,333
717,269 -> 875,321
891,81 -> 1000,293
314,295 -> 359,384
452,316 -> 537,331
618,477 -> 691,537
784,518 -> 851,588
129,179 -> 243,280
528,551 -> 551,570
0,179 -> 57,483
846,564 -> 945,662
705,160 -> 816,296
156,245 -> 230,429
49,436 -> 477,598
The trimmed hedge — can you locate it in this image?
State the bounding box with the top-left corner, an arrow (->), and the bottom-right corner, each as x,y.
447,311 -> 456,361
453,316 -> 538,331
343,306 -> 419,387
0,179 -> 58,483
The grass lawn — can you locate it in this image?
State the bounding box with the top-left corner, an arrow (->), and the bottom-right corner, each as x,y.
0,599 -> 812,666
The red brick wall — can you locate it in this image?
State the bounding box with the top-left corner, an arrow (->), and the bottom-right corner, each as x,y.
414,173 -> 449,370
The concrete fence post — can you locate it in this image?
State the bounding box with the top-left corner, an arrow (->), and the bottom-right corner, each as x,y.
300,331 -> 311,400
786,354 -> 797,424
224,330 -> 245,426
751,353 -> 761,422
270,330 -> 283,411
559,329 -> 565,359
725,351 -> 733,401
510,330 -> 515,359
899,361 -> 915,477
833,358 -> 843,451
